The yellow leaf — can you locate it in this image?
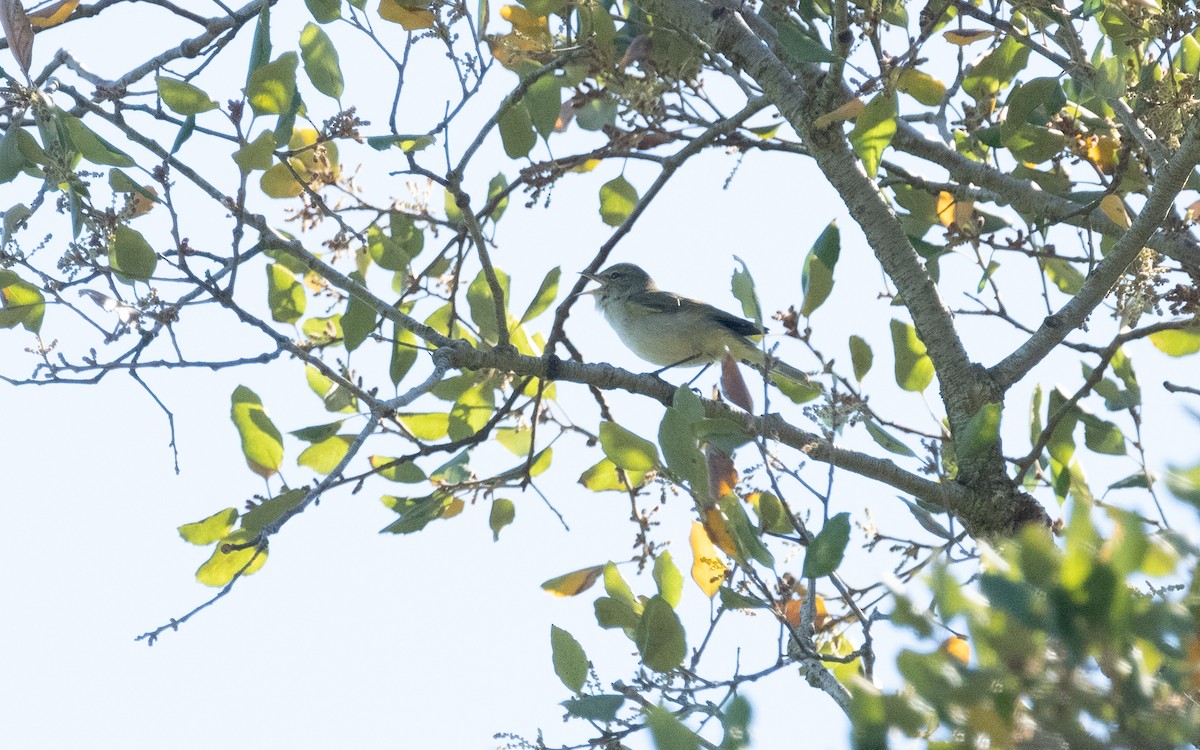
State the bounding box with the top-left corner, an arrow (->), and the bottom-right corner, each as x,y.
936,191 -> 974,229
569,158 -> 602,173
689,521 -> 727,599
1185,199 -> 1200,222
813,97 -> 865,129
28,0 -> 78,28
499,4 -> 546,35
783,594 -> 828,629
940,635 -> 971,665
943,29 -> 998,46
541,564 -> 605,596
379,0 -> 435,29
1100,194 -> 1131,228
1086,134 -> 1120,174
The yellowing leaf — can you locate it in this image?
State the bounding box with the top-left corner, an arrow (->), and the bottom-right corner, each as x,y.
27,0 -> 77,27
940,635 -> 971,665
813,97 -> 864,129
1100,194 -> 1131,228
379,0 -> 434,28
936,191 -> 974,229
897,69 -> 947,106
689,521 -> 727,599
943,28 -> 997,46
498,4 -> 546,35
1086,134 -> 1120,174
1149,326 -> 1200,357
542,564 -> 605,596
702,507 -> 739,560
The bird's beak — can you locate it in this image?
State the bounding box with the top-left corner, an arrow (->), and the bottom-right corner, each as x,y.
577,270 -> 602,296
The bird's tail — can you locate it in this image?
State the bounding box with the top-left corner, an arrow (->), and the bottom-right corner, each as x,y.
729,338 -> 811,387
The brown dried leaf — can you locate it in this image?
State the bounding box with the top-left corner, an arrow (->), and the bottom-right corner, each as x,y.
0,0 -> 34,76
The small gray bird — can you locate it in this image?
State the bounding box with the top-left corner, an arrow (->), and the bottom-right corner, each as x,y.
582,263 -> 809,385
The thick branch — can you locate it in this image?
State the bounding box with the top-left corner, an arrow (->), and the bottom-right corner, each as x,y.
991,112 -> 1200,389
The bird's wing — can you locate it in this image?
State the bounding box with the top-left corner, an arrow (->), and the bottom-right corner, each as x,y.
635,291 -> 764,337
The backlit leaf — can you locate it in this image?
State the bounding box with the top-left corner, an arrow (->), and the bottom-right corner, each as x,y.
800,220 -> 839,316
489,498 -> 515,540
195,529 -> 267,586
599,421 -> 659,472
266,263 -> 305,323
635,595 -> 687,673
550,625 -> 588,693
599,175 -> 637,226
156,77 -> 218,115
848,92 -> 896,178
849,335 -> 872,381
109,225 -> 157,281
178,508 -> 238,546
542,564 -> 605,596
246,53 -> 299,116
230,385 -> 284,477
299,23 -> 344,99
802,512 -> 851,578
890,319 -> 934,392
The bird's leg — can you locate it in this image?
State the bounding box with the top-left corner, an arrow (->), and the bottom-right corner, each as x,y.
649,353 -> 704,377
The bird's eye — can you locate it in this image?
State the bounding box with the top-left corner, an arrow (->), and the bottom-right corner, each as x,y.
610,271 -> 622,279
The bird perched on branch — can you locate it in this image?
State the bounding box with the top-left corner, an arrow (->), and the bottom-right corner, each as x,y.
581,263 -> 810,386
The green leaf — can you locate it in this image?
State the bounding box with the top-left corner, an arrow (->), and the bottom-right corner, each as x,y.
962,35 -> 1031,102
366,134 -> 436,152
800,220 -> 840,316
301,314 -> 344,346
719,695 -> 752,750
956,402 -> 1001,462
230,385 -> 284,478
379,492 -> 462,534
109,225 -> 158,281
897,69 -> 946,107
600,420 -> 660,472
653,551 -> 684,608
299,23 -> 344,99
562,695 -> 624,722
550,625 -> 589,693
890,319 -> 934,392
1148,325 -> 1200,357
178,508 -> 239,546
1167,461 -> 1200,507
59,112 -> 136,167
2,204 -> 32,249
579,457 -> 646,492
0,125 -> 27,184
525,73 -> 561,138
599,175 -> 638,226
448,383 -> 496,440
305,0 -> 342,22
108,169 -> 159,205
291,421 -> 344,442
266,262 -> 305,323
1043,257 -> 1085,294
775,20 -> 834,63
635,595 -> 687,673
519,266 -> 560,323
718,587 -> 768,610
156,77 -> 218,115
341,272 -> 378,352
576,96 -> 617,130
488,498 -> 515,540
1081,413 -> 1125,455
849,335 -> 872,381
297,434 -> 352,473
398,412 -> 450,440
848,92 -> 896,178
863,420 -> 916,457
368,214 -> 424,271
368,455 -> 426,482
718,495 -> 774,567
390,320 -> 418,385
171,114 -> 196,154
486,172 -> 509,223
246,2 -> 272,84
802,512 -> 851,578
231,133 -> 276,175
246,53 -> 299,116
646,705 -> 700,750
498,101 -> 536,158
730,256 -> 763,328
195,529 -> 267,587
0,270 -> 45,332
238,490 -> 305,536
306,363 -> 357,412
466,266 -> 511,345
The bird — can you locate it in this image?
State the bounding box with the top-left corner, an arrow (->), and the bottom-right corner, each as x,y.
581,262 -> 809,385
